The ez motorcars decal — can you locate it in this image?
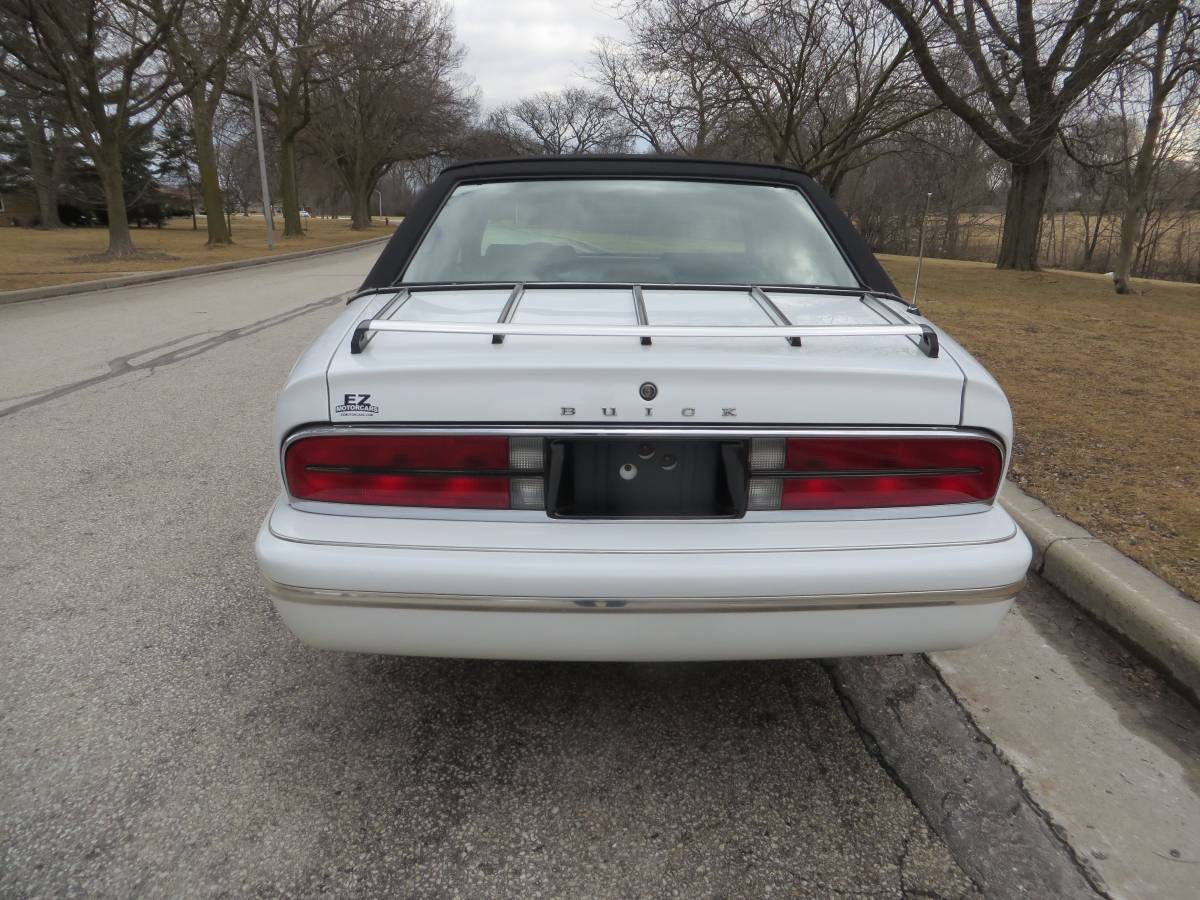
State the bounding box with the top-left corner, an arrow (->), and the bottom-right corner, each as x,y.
335,393 -> 379,416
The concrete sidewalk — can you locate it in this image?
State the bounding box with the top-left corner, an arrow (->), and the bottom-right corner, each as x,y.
930,578 -> 1200,899
1000,483 -> 1200,704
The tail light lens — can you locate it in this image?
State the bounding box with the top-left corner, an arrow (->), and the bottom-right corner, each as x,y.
747,436 -> 1003,511
284,434 -> 545,509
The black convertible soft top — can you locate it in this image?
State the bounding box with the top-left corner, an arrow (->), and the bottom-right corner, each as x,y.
360,155 -> 897,295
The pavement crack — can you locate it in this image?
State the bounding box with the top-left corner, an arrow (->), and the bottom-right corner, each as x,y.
1035,537 -> 1070,573
0,293 -> 345,419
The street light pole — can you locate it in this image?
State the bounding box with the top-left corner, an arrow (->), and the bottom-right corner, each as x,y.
249,69 -> 274,250
375,189 -> 383,222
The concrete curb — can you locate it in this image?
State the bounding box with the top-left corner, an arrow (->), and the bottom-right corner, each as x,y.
0,234 -> 391,306
1000,482 -> 1200,704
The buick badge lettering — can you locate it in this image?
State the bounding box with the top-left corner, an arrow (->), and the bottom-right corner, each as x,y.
558,404 -> 735,418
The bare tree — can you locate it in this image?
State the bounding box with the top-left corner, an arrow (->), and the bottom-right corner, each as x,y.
838,106 -> 1001,260
491,87 -> 631,155
878,0 -> 1177,270
1,0 -> 188,257
0,76 -> 69,226
606,0 -> 934,194
305,0 -> 472,229
1111,4 -> 1199,293
152,0 -> 256,245
454,115 -> 533,158
241,0 -> 340,237
593,34 -> 731,155
157,101 -> 200,228
212,96 -> 257,216
217,134 -> 259,216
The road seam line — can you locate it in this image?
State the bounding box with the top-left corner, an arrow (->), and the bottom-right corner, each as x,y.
0,292 -> 347,419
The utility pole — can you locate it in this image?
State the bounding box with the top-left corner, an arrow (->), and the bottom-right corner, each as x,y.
249,69 -> 274,250
911,192 -> 933,309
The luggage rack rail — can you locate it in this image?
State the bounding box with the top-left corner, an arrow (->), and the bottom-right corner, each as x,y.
348,283 -> 938,358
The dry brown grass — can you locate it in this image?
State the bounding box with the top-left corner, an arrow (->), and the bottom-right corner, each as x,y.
0,215 -> 397,293
880,253 -> 1200,599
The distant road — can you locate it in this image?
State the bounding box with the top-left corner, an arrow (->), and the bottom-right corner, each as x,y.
0,242 -> 379,413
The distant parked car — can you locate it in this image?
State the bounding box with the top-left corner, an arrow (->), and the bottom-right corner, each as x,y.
256,156 -> 1031,661
299,209 -> 312,218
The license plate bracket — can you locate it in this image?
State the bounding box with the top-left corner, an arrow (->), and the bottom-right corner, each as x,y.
547,438 -> 748,519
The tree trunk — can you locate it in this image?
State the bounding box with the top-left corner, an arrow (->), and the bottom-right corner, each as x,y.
1082,187 -> 1111,265
279,137 -> 304,237
996,157 -> 1052,270
96,144 -> 138,258
1115,53 -> 1172,292
824,169 -> 847,199
190,97 -> 232,246
945,209 -> 960,257
1114,10 -> 1180,290
47,123 -> 68,227
18,108 -> 63,229
186,170 -> 197,230
349,185 -> 372,230
30,168 -> 62,229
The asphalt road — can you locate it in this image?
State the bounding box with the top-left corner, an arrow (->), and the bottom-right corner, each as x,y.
0,245 -> 1160,897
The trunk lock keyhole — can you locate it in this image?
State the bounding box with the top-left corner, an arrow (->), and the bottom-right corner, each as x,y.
619,463 -> 638,481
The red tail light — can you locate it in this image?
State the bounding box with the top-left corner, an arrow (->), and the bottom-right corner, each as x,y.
284,434 -> 545,509
748,436 -> 1003,510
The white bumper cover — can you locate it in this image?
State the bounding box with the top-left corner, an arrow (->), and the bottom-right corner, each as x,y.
255,498 -> 1031,661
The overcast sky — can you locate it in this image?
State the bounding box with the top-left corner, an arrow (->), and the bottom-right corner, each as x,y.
452,0 -> 628,109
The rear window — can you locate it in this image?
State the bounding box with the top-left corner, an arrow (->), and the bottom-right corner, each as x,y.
401,179 -> 859,288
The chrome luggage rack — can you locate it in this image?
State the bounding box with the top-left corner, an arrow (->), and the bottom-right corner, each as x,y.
347,283 -> 939,358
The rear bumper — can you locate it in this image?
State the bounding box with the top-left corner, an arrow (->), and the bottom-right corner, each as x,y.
255,498 -> 1031,661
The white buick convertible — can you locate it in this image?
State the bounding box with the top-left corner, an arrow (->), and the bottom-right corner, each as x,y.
256,156 -> 1031,660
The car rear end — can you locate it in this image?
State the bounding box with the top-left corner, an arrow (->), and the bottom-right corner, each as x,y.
255,160 -> 1031,660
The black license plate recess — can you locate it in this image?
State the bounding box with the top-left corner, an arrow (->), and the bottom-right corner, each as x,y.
547,438 -> 748,518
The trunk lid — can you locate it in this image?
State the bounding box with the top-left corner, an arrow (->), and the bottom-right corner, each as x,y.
326,288 -> 964,425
